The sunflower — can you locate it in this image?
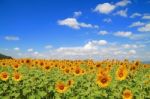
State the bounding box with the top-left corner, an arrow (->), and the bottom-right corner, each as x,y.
74,67 -> 82,76
12,62 -> 20,70
12,72 -> 22,81
96,74 -> 111,88
116,66 -> 128,81
64,68 -> 70,74
95,63 -> 101,68
1,62 -> 6,67
44,65 -> 51,71
25,59 -> 31,64
55,81 -> 68,93
0,71 -> 9,81
122,89 -> 133,99
39,61 -> 45,67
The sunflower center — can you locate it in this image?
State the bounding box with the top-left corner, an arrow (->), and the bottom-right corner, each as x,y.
124,92 -> 131,98
15,65 -> 19,68
96,64 -> 100,68
45,66 -> 50,70
26,60 -> 30,63
3,74 -> 8,78
66,69 -> 69,73
119,72 -> 123,77
40,62 -> 44,66
101,77 -> 107,84
75,69 -> 80,74
15,75 -> 20,79
59,85 -> 64,90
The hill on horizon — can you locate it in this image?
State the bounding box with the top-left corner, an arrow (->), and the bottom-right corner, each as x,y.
0,53 -> 12,59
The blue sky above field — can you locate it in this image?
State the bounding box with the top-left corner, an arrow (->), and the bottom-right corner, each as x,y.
0,0 -> 150,61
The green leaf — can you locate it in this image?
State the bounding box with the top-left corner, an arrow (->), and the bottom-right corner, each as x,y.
38,91 -> 47,97
23,88 -> 31,96
28,95 -> 36,99
1,96 -> 10,99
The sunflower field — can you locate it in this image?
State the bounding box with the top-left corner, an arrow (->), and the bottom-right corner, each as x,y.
0,59 -> 150,99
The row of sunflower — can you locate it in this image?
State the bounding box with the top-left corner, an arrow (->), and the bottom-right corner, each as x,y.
0,59 -> 150,99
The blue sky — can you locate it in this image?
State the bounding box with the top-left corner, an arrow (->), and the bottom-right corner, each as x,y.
0,0 -> 150,61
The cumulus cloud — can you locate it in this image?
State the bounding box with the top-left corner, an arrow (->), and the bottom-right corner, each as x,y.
114,31 -> 132,37
58,18 -> 99,29
14,47 -> 20,51
56,40 -> 108,56
94,0 -> 131,14
45,45 -> 53,49
129,21 -> 145,27
128,49 -> 136,55
114,9 -> 128,17
103,18 -> 112,23
98,30 -> 108,35
4,36 -> 20,41
58,18 -> 79,29
116,0 -> 131,7
2,40 -> 149,61
84,40 -> 108,49
129,34 -> 150,40
27,48 -> 33,52
142,15 -> 150,19
94,3 -> 116,14
73,11 -> 82,17
130,13 -> 142,18
34,51 -> 39,55
138,23 -> 150,32
122,44 -> 138,49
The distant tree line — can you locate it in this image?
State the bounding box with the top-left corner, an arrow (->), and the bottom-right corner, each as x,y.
0,53 -> 12,59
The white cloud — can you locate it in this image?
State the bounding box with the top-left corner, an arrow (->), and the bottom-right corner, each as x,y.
122,44 -> 138,49
58,18 -> 99,29
84,40 -> 108,49
45,45 -> 53,49
73,11 -> 82,17
142,15 -> 150,19
2,39 -> 149,61
129,21 -> 145,27
4,36 -> 20,41
14,47 -> 20,51
56,40 -> 108,56
79,23 -> 92,28
130,13 -> 142,18
138,23 -> 150,32
116,0 -> 131,7
27,48 -> 33,52
98,30 -> 108,35
129,34 -> 150,40
34,51 -> 39,55
128,49 -> 136,55
94,0 -> 131,15
114,31 -> 132,37
58,18 -> 79,29
103,18 -> 112,23
114,9 -> 128,17
94,3 -> 116,14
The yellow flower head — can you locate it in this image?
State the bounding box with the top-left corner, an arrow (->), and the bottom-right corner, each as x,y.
0,71 -> 9,81
55,81 -> 68,93
96,74 -> 111,88
116,65 -> 128,81
122,89 -> 133,99
12,72 -> 22,82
